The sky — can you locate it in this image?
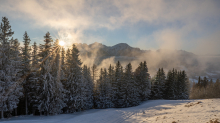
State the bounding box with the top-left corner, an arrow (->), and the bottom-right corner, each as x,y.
0,0 -> 220,55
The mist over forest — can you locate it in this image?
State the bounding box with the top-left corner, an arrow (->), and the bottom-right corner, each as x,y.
76,42 -> 220,82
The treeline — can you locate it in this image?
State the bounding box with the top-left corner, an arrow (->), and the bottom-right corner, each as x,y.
0,17 -> 189,119
94,64 -> 190,109
94,62 -> 150,108
151,68 -> 189,100
190,77 -> 220,99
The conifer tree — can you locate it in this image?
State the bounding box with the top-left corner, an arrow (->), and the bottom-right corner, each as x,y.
111,61 -> 126,107
164,70 -> 175,99
135,61 -> 151,101
95,68 -> 112,108
27,41 -> 39,115
37,32 -> 53,115
107,64 -> 114,108
37,32 -> 65,115
179,71 -> 189,99
103,68 -> 112,108
151,68 -> 162,99
124,63 -> 139,107
198,76 -> 201,87
65,44 -> 84,112
82,65 -> 94,109
32,42 -> 38,67
22,31 -> 32,115
92,64 -> 98,83
51,39 -> 66,114
61,47 -> 65,70
0,17 -> 23,119
95,68 -> 105,108
159,68 -> 166,98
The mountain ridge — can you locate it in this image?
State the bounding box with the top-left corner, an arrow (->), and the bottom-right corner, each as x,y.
75,42 -> 195,57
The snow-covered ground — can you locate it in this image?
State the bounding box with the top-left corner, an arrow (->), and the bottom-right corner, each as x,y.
1,99 -> 220,123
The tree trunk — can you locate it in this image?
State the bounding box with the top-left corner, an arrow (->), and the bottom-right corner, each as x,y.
25,92 -> 28,115
15,108 -> 17,116
1,110 -> 4,119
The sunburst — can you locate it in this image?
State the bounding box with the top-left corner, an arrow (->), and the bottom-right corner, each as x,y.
59,40 -> 65,46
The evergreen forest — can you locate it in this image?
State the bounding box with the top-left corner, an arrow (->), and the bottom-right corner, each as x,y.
0,17 -> 193,119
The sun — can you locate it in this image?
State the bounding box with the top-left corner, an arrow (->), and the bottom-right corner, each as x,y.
59,40 -> 65,46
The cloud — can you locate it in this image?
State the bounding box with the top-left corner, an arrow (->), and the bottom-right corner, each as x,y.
2,0 -> 219,29
0,0 -> 220,54
193,30 -> 220,55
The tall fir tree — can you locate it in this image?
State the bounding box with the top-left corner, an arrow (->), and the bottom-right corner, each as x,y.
164,70 -> 175,99
107,64 -> 114,108
21,31 -> 32,115
64,44 -> 84,112
31,42 -> 38,67
51,39 -> 66,114
27,41 -> 39,115
159,68 -> 166,98
82,65 -> 94,109
135,61 -> 151,101
151,68 -> 163,99
179,71 -> 189,99
37,32 -> 65,115
91,64 -> 98,83
113,61 -> 125,107
0,17 -> 23,119
95,68 -> 105,108
37,32 -> 53,115
124,63 -> 139,107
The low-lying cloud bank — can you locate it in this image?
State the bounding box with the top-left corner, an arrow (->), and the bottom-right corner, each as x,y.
76,43 -> 220,81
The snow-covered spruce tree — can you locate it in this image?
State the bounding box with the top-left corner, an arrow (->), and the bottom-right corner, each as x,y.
59,47 -> 66,96
107,64 -> 114,108
82,65 -> 94,109
9,38 -> 23,116
27,41 -> 39,115
134,61 -> 151,101
0,17 -> 23,119
151,68 -> 166,99
176,71 -> 182,99
37,32 -> 65,115
124,63 -> 139,107
95,68 -> 105,108
113,61 -> 125,108
151,69 -> 161,99
159,68 -> 166,98
95,68 -> 111,109
91,64 -> 98,83
103,68 -> 112,108
64,44 -> 84,112
61,47 -> 65,71
31,42 -> 38,67
179,71 -> 189,99
21,31 -> 32,115
51,39 -> 66,114
173,69 -> 179,99
37,32 -> 53,115
111,62 -> 119,107
164,69 -> 177,99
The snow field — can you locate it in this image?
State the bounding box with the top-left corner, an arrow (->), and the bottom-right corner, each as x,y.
1,99 -> 219,123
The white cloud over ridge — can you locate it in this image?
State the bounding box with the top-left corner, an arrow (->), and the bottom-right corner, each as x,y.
0,0 -> 220,54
